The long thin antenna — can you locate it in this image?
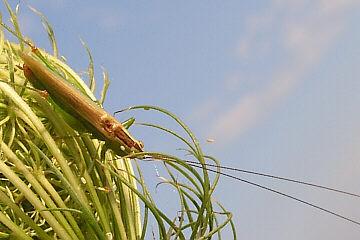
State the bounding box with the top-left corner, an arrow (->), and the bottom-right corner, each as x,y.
183,159 -> 360,198
187,162 -> 360,226
135,156 -> 360,227
141,157 -> 360,198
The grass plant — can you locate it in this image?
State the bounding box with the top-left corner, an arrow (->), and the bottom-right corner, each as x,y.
0,2 -> 234,239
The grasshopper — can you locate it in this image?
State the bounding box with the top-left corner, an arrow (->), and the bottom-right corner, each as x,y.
19,49 -> 143,156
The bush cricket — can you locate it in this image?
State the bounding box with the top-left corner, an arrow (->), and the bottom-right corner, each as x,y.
19,48 -> 144,157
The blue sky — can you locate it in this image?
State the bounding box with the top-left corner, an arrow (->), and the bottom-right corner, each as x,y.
2,1 -> 360,239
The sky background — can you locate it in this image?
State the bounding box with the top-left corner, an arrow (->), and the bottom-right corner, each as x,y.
2,0 -> 360,239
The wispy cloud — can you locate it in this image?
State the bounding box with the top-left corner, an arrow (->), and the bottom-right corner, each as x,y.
204,0 -> 358,144
187,74 -> 245,124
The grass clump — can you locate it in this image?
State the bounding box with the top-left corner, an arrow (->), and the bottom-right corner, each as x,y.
0,1 -> 235,239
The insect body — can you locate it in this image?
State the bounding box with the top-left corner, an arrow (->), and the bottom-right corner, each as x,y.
20,51 -> 143,156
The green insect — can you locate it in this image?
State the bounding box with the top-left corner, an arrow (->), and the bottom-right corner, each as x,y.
19,47 -> 143,156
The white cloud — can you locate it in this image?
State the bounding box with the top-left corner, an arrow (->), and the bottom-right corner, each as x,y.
188,96 -> 220,124
208,0 -> 359,144
188,74 -> 246,127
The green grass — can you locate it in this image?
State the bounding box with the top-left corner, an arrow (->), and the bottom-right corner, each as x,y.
0,1 -> 235,239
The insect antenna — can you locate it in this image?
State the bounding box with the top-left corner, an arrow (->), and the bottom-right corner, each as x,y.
182,159 -> 360,198
132,155 -> 360,227
187,161 -> 360,226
